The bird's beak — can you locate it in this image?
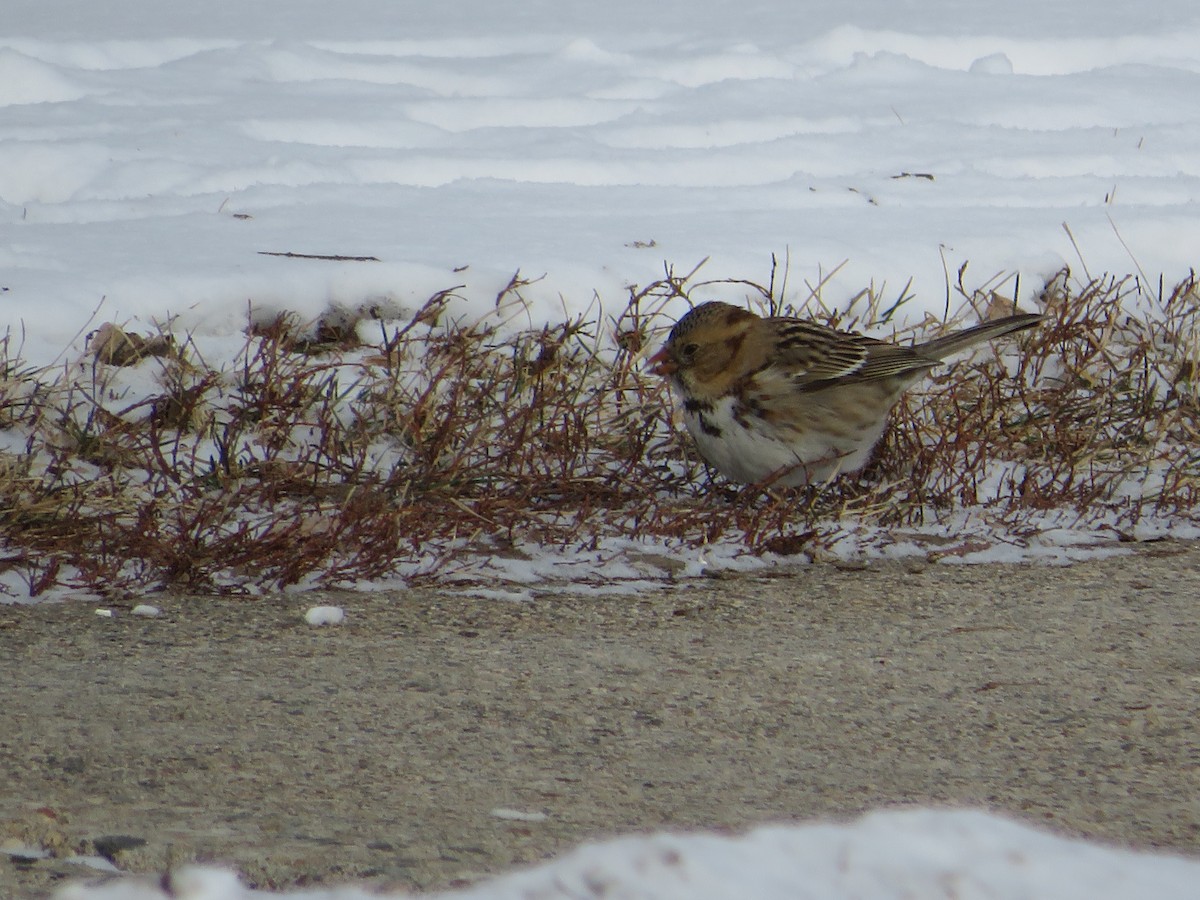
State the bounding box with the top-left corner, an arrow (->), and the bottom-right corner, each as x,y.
647,347 -> 676,376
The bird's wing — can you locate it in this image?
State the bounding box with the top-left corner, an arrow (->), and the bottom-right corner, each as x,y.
769,319 -> 937,388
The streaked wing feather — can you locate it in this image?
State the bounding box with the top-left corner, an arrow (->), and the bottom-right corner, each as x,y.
769,319 -> 936,387
771,320 -> 868,381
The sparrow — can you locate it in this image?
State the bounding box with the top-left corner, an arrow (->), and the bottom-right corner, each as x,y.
648,301 -> 1041,486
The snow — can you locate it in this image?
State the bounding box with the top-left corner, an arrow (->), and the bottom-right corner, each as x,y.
7,2 -> 1200,892
54,809 -> 1200,900
303,605 -> 345,626
6,1 -> 1200,367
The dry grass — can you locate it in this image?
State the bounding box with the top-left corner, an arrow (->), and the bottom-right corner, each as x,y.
1,262 -> 1198,597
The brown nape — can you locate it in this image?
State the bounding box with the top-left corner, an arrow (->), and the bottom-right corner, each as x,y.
721,304 -> 755,327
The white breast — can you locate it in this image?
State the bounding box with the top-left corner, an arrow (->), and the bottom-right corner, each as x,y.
682,394 -> 888,486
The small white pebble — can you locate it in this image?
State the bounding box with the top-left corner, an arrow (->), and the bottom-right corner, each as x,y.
94,608 -> 114,618
131,604 -> 161,617
0,842 -> 49,860
305,605 -> 345,626
63,854 -> 121,872
490,807 -> 548,822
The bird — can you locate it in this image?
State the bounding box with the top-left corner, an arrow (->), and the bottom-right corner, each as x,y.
648,301 -> 1041,486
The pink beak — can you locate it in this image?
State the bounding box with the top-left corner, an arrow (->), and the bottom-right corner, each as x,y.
647,347 -> 676,376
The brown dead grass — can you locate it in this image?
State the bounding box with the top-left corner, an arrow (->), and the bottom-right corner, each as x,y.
1,262 -> 1197,597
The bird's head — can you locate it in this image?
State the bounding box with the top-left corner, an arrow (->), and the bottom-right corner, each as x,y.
648,301 -> 762,398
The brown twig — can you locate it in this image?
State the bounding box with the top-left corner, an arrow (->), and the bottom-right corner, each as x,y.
258,251 -> 380,262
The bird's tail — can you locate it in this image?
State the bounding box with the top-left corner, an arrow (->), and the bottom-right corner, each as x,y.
916,312 -> 1042,360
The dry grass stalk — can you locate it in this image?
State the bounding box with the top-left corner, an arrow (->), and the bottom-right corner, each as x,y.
1,264 -> 1197,597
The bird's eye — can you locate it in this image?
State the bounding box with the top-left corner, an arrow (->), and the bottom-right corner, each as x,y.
680,342 -> 700,360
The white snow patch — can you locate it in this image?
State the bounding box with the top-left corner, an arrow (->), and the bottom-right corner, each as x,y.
0,48 -> 89,106
52,808 -> 1200,900
304,605 -> 345,626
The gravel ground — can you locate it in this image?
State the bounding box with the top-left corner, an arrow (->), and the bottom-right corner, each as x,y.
3,543 -> 1200,897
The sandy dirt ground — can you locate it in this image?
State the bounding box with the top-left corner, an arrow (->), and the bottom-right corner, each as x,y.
3,542 -> 1200,897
